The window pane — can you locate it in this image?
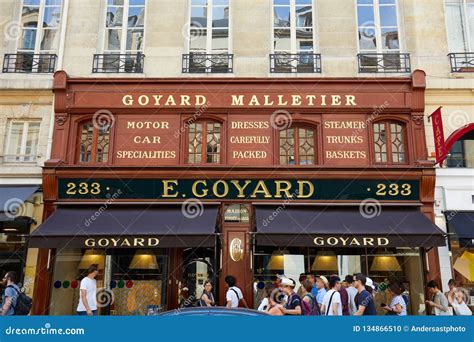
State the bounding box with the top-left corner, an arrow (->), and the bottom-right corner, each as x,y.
379,6 -> 398,26
106,29 -> 122,50
279,128 -> 295,165
106,6 -> 124,27
46,0 -> 62,5
296,28 -> 313,51
43,6 -> 61,28
296,5 -> 312,27
358,27 -> 377,50
274,29 -> 291,51
79,123 -> 93,163
40,28 -> 58,51
212,29 -> 228,50
20,29 -> 37,50
390,123 -> 405,163
468,4 -> 474,50
298,128 -> 315,165
108,0 -> 124,5
126,28 -> 144,51
373,123 -> 387,163
189,29 -> 207,51
96,124 -> 111,163
191,6 -> 207,27
188,123 -> 203,164
128,6 -> 145,27
6,123 -> 24,161
24,122 -> 40,162
206,122 -> 221,163
22,6 -> 39,27
274,6 -> 290,27
381,28 -> 399,50
446,4 -> 466,51
212,6 -> 229,27
357,6 -> 375,26
24,0 -> 41,5
129,0 -> 145,5
214,0 -> 229,5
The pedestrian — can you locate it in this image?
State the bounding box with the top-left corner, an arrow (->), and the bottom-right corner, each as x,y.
447,286 -> 472,316
316,275 -> 328,308
77,264 -> 99,316
382,282 -> 407,316
1,271 -> 20,316
258,282 -> 275,311
266,287 -> 284,316
338,277 -> 350,316
353,273 -> 377,315
307,273 -> 319,296
345,275 -> 358,315
199,280 -> 215,307
225,275 -> 248,308
321,275 -> 342,316
300,279 -> 321,315
425,280 -> 450,315
279,277 -> 302,315
446,279 -> 469,304
296,273 -> 307,298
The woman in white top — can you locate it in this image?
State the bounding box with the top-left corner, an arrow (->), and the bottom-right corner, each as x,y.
383,282 -> 407,316
447,287 -> 473,316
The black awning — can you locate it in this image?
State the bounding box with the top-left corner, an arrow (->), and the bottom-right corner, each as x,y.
29,205 -> 218,248
445,211 -> 474,248
255,206 -> 446,248
0,185 -> 38,220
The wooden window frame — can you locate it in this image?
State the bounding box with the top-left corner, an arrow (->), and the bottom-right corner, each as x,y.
372,120 -> 408,165
278,125 -> 316,165
77,120 -> 111,165
186,119 -> 223,165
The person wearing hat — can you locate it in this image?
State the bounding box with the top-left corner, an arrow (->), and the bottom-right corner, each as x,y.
278,277 -> 302,315
315,275 -> 328,308
353,273 -> 376,316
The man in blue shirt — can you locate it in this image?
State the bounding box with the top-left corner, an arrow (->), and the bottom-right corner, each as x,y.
353,273 -> 377,316
1,271 -> 20,316
316,275 -> 328,308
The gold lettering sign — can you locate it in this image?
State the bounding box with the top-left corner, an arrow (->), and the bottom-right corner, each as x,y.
84,237 -> 160,248
313,236 -> 389,247
230,238 -> 244,262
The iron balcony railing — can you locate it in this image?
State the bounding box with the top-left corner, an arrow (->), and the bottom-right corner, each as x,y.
270,53 -> 322,73
182,53 -> 233,73
2,53 -> 57,73
448,52 -> 474,72
92,53 -> 145,73
357,53 -> 411,73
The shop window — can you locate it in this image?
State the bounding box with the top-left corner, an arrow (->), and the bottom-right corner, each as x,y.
49,249 -> 168,315
78,121 -> 111,164
4,120 -> 40,162
224,204 -> 250,223
373,121 -> 406,164
279,126 -> 315,165
445,130 -> 474,168
187,121 -> 221,164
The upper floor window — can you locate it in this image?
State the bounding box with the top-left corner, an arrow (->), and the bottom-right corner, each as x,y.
187,121 -> 221,164
104,0 -> 145,55
272,0 -> 315,55
18,0 -> 63,55
188,0 -> 230,54
78,121 -> 111,164
445,0 -> 474,52
445,129 -> 474,168
4,120 -> 41,163
373,121 -> 406,164
356,0 -> 401,53
279,126 -> 315,165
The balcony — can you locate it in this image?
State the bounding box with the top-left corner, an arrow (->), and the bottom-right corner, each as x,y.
357,53 -> 411,73
270,53 -> 322,73
182,53 -> 233,73
2,53 -> 57,73
92,53 -> 144,73
448,53 -> 474,73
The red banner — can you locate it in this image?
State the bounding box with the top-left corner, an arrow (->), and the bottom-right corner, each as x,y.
430,107 -> 447,164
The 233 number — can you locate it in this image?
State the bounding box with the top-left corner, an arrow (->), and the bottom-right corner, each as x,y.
375,183 -> 411,197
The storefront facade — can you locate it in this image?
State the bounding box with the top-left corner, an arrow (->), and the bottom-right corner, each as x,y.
30,69 -> 446,315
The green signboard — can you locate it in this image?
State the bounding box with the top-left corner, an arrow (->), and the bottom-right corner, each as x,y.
58,178 -> 419,201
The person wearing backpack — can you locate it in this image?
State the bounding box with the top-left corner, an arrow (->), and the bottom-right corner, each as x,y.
2,271 -> 31,316
300,279 -> 321,316
321,276 -> 342,316
225,275 -> 248,308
